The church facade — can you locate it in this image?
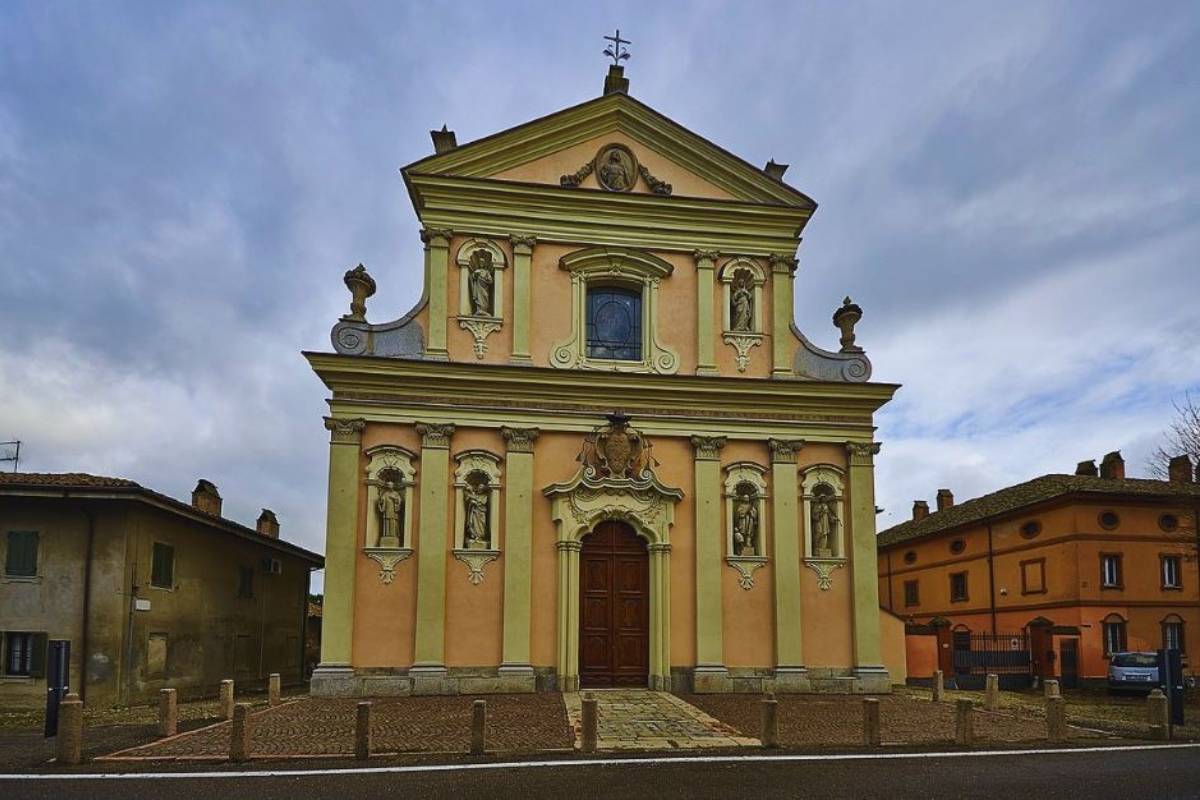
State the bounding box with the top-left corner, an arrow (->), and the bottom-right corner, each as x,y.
306,66 -> 900,696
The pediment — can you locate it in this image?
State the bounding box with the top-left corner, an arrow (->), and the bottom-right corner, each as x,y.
404,93 -> 816,208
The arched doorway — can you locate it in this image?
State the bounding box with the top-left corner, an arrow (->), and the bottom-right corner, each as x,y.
579,520 -> 649,687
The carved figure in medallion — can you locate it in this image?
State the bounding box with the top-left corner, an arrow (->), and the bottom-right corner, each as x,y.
467,249 -> 495,316
596,145 -> 635,192
376,478 -> 404,546
811,484 -> 838,557
731,270 -> 754,332
733,484 -> 759,556
464,475 -> 490,548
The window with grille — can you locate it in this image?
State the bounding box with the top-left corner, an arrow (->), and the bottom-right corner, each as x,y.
151,542 -> 175,589
1164,621 -> 1185,654
2,632 -> 46,676
585,286 -> 642,361
950,572 -> 968,603
1162,555 -> 1182,589
1100,554 -> 1122,588
903,580 -> 919,607
4,531 -> 38,577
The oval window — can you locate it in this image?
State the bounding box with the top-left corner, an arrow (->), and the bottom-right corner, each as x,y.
950,539 -> 966,555
903,551 -> 917,565
1159,514 -> 1179,533
1099,511 -> 1120,530
1020,521 -> 1042,539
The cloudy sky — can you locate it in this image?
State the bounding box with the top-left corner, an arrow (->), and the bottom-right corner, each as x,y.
3,2 -> 1198,589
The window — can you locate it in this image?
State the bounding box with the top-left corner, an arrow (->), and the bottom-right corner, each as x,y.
1020,520 -> 1042,539
903,550 -> 917,565
1162,555 -> 1182,590
1100,553 -> 1122,589
1098,511 -> 1120,530
586,286 -> 642,361
903,580 -> 919,607
4,531 -> 38,577
1102,617 -> 1128,656
237,566 -> 254,598
950,572 -> 968,602
1021,559 -> 1046,595
949,539 -> 965,555
1163,619 -> 1185,654
2,632 -> 46,677
1159,514 -> 1179,533
151,542 -> 175,589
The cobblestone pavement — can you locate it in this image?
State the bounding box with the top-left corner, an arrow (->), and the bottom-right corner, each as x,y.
681,691 -> 1114,748
102,694 -> 572,760
563,690 -> 759,750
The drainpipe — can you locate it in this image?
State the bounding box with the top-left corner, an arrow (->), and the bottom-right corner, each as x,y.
986,522 -> 997,635
886,549 -> 894,612
78,506 -> 95,703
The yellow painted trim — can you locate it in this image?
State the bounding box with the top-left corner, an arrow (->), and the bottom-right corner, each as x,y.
695,252 -> 718,375
423,231 -> 451,359
693,456 -> 724,666
509,236 -> 534,363
316,422 -> 362,668
848,444 -> 885,668
771,263 -> 794,376
500,447 -> 534,667
771,458 -> 804,668
412,433 -> 452,666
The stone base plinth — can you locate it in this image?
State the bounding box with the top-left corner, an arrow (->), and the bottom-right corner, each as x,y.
692,665 -> 731,694
310,665 -> 358,697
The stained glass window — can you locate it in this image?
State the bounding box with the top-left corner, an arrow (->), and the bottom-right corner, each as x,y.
586,286 -> 642,361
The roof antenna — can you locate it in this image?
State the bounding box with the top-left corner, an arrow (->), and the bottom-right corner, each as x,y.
0,440 -> 20,473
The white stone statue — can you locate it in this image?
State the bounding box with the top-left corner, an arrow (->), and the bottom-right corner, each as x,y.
376,480 -> 404,547
811,487 -> 838,557
464,482 -> 490,548
468,249 -> 494,316
731,277 -> 753,332
733,492 -> 759,556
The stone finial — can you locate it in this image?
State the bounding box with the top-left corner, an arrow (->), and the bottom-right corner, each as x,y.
430,124 -> 457,154
1100,451 -> 1126,480
764,159 -> 789,180
342,264 -> 376,322
603,64 -> 629,95
832,297 -> 864,352
1167,454 -> 1193,483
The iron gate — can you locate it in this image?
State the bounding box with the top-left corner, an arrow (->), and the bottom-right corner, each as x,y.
952,633 -> 1032,688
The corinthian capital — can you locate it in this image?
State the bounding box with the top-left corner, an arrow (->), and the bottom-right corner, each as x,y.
768,438 -> 805,463
501,426 -> 540,453
419,228 -> 453,248
845,441 -> 881,466
692,250 -> 720,268
768,253 -> 799,275
689,435 -> 727,461
324,417 -> 366,444
508,234 -> 537,254
415,422 -> 456,448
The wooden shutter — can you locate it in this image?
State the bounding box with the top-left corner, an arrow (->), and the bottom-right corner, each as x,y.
5,531 -> 38,576
29,633 -> 48,678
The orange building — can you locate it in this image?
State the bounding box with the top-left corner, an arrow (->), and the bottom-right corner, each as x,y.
877,452 -> 1200,686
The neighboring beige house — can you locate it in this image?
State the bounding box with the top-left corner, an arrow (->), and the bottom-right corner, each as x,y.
0,473 -> 323,708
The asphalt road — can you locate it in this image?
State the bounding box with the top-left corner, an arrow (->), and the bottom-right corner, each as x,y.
3,745 -> 1200,800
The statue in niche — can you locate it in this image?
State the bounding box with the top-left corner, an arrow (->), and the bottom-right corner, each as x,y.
376,476 -> 404,547
464,473 -> 490,549
732,484 -> 759,556
811,484 -> 839,557
467,249 -> 495,316
730,270 -> 754,332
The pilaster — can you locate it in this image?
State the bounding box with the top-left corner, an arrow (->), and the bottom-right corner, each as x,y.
411,422 -> 455,691
846,441 -> 887,683
421,228 -> 453,360
499,426 -> 539,689
311,417 -> 364,697
509,235 -> 536,365
690,435 -> 728,691
694,250 -> 719,376
769,253 -> 798,377
768,437 -> 807,690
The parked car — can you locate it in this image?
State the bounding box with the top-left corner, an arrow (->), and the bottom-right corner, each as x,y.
1107,652 -> 1160,692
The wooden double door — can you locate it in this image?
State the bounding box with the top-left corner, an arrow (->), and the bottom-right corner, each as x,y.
579,521 -> 649,688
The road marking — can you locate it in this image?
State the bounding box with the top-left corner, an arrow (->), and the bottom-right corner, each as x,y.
4,742 -> 1199,781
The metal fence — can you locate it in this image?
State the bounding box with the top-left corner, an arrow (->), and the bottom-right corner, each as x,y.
952,632 -> 1032,676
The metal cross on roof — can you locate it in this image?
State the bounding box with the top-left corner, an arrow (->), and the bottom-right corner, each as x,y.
603,29 -> 631,66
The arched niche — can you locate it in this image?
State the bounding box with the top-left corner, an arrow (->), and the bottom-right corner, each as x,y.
719,258 -> 766,372
452,450 -> 502,584
455,238 -> 507,358
363,445 -> 417,585
800,463 -> 847,590
723,461 -> 769,589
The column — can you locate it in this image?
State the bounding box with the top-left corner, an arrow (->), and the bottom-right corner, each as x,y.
555,540 -> 582,691
769,438 -> 808,691
693,250 -> 719,376
499,426 -> 539,690
690,435 -> 728,692
649,543 -> 673,690
769,254 -> 798,377
311,417 -> 364,697
509,235 -> 536,365
421,229 -> 453,360
411,422 -> 454,693
846,441 -> 889,691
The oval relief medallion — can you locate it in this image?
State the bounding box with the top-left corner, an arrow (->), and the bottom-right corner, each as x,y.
594,143 -> 638,192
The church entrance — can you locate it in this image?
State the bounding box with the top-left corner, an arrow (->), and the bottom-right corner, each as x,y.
579,520 -> 649,688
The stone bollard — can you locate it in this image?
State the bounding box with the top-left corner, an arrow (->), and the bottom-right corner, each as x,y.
932,670 -> 944,702
219,679 -> 235,720
355,701 -> 372,760
1148,689 -> 1170,741
230,703 -> 252,762
268,673 -> 281,707
761,692 -> 779,748
954,699 -> 974,746
158,688 -> 178,738
581,692 -> 598,754
984,674 -> 999,712
471,699 -> 487,755
56,692 -> 83,766
862,698 -> 881,747
1044,679 -> 1060,699
1046,696 -> 1066,743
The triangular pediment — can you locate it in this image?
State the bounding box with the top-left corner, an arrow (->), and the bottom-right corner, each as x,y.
404,92 -> 816,208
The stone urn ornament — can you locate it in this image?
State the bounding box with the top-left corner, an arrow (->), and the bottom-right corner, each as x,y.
342,264 -> 377,322
832,296 -> 863,352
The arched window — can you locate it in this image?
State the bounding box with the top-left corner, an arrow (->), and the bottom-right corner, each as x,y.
1162,614 -> 1186,654
586,285 -> 643,361
1101,613 -> 1128,656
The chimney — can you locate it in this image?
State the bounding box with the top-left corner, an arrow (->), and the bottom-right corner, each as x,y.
936,489 -> 954,512
256,509 -> 280,538
1168,454 -> 1194,483
430,125 -> 457,154
1075,459 -> 1098,477
603,64 -> 630,95
912,500 -> 930,521
191,479 -> 222,516
764,159 -> 789,180
1099,451 -> 1125,480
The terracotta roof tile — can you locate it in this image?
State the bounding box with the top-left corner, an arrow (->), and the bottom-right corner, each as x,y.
0,472 -> 141,489
878,474 -> 1200,549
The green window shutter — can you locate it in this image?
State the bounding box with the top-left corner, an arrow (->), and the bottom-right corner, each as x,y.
5,531 -> 38,577
152,543 -> 175,588
29,633 -> 48,678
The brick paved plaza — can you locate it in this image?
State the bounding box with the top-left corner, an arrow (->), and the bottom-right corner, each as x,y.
564,690 -> 759,750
